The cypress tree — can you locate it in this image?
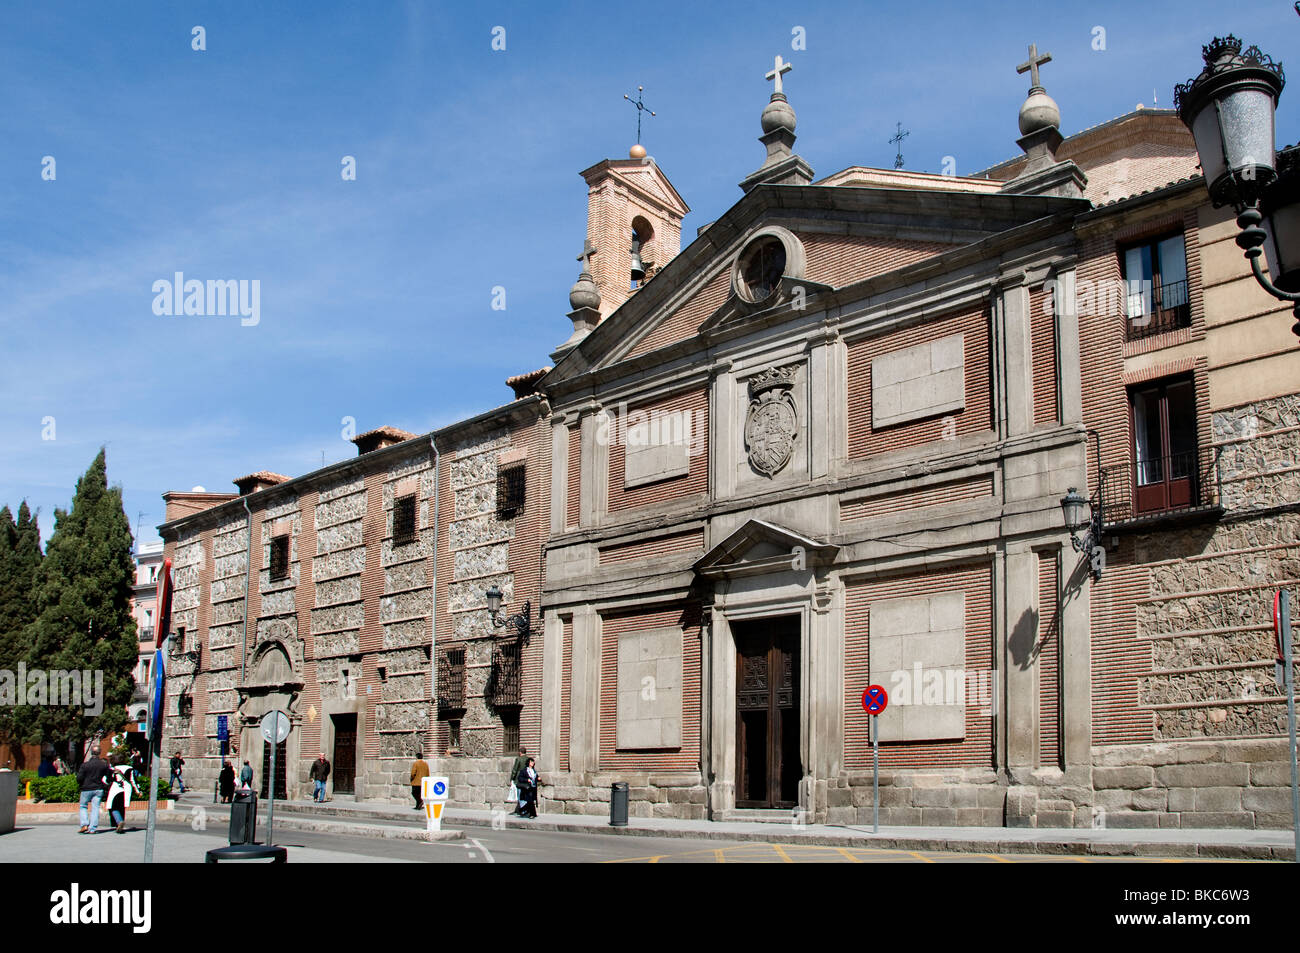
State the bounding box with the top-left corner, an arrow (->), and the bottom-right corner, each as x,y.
0,503 -> 42,747
22,450 -> 137,758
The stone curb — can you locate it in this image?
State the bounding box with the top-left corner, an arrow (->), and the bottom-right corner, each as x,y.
441,814 -> 1294,861
13,809 -> 463,843
48,799 -> 1287,860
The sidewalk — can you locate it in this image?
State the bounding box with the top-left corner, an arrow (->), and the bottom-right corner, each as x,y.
54,793 -> 1288,861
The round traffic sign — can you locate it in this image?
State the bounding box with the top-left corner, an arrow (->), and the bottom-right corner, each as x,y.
862,684 -> 888,715
433,780 -> 446,797
260,710 -> 291,744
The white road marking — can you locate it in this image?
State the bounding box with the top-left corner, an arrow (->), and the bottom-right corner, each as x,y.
470,837 -> 495,864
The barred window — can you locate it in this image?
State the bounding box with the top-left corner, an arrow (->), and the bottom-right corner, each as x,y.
437,647 -> 466,714
496,463 -> 526,519
269,535 -> 290,581
393,494 -> 418,545
502,711 -> 520,755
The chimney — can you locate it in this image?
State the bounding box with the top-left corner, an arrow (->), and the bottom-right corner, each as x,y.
232,471 -> 289,495
350,426 -> 416,456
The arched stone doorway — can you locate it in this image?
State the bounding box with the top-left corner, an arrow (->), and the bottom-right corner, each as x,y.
238,636 -> 304,800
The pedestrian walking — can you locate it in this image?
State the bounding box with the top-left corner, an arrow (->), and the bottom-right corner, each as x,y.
238,760 -> 254,790
106,759 -> 142,834
508,746 -> 528,815
410,752 -> 429,810
169,752 -> 185,793
218,761 -> 236,802
516,757 -> 540,819
76,745 -> 112,834
309,752 -> 331,802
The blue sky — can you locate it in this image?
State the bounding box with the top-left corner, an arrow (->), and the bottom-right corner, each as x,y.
0,1 -> 1295,545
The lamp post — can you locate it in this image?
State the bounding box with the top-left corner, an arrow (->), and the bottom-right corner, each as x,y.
1061,486 -> 1105,581
484,585 -> 533,641
1175,36 -> 1300,338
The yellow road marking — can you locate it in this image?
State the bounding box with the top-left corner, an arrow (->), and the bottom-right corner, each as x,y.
907,851 -> 935,863
771,844 -> 795,863
836,847 -> 863,863
715,848 -> 726,864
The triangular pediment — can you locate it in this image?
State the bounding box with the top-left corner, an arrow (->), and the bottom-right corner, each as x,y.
543,184 -> 1086,390
695,519 -> 838,579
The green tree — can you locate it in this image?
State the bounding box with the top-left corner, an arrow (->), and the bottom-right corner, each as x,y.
20,450 -> 137,760
0,502 -> 42,747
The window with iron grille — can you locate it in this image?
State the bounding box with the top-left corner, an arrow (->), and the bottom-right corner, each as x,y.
496,463 -> 526,519
437,647 -> 466,714
393,494 -> 417,545
502,710 -> 520,754
487,639 -> 522,708
269,534 -> 290,581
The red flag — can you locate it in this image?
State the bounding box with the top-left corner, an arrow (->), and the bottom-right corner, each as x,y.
156,557 -> 173,649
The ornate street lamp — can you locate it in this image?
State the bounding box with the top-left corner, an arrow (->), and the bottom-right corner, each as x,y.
1176,36 -> 1300,337
484,585 -> 533,641
1060,486 -> 1105,581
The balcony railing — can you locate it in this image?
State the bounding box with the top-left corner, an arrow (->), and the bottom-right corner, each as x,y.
486,640 -> 522,709
139,627 -> 154,643
1100,445 -> 1221,526
1126,278 -> 1190,342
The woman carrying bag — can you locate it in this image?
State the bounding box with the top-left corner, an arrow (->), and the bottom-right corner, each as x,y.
516,757 -> 539,819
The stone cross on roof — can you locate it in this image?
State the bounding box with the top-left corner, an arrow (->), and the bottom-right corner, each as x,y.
1017,43 -> 1052,90
576,239 -> 596,274
765,54 -> 793,96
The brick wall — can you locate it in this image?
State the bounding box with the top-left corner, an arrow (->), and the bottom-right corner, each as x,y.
843,561 -> 994,769
846,307 -> 993,459
607,388 -> 709,513
597,603 -> 702,771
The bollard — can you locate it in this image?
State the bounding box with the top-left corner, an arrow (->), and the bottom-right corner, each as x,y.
610,781 -> 629,827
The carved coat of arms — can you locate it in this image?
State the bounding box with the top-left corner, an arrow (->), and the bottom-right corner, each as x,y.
744,366 -> 799,477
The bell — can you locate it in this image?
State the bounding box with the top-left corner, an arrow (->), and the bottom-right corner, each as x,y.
629,241 -> 646,282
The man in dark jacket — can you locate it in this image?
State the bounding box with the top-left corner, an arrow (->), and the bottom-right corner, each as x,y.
309,753 -> 330,802
169,752 -> 185,793
76,745 -> 112,834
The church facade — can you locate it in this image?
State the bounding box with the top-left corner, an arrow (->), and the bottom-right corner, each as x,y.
159,50 -> 1299,829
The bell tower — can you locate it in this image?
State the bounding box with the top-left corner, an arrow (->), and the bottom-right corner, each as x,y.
577,149 -> 690,321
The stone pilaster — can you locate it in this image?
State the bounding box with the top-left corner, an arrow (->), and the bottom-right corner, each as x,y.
1004,546 -> 1040,771
568,606 -> 601,774
1001,277 -> 1034,438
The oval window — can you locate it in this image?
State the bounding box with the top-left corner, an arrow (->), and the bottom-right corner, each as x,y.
738,236 -> 787,302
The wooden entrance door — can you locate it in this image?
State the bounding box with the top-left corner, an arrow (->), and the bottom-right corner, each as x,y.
260,739 -> 287,799
735,619 -> 800,809
332,714 -> 357,794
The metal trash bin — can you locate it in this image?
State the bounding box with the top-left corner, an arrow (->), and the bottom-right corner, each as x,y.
0,769 -> 17,835
229,789 -> 258,845
610,781 -> 629,827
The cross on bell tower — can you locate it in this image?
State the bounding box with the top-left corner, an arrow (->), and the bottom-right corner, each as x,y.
623,85 -> 655,157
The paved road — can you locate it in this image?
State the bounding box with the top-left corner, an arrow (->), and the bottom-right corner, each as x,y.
0,820 -> 1249,863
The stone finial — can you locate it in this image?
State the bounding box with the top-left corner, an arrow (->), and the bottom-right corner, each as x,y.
554,239 -> 603,360
998,42 -> 1085,199
740,54 -> 814,192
